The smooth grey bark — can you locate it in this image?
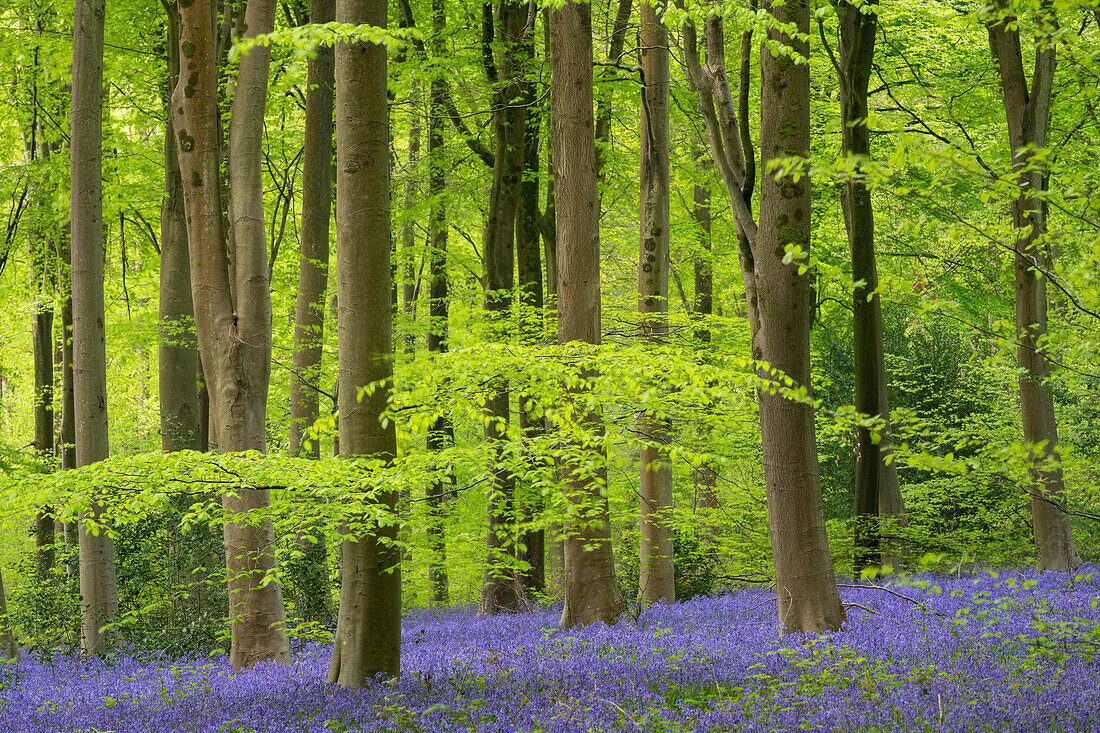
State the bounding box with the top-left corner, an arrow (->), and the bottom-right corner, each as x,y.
328,0 -> 401,685
680,1 -> 845,633
636,0 -> 674,606
174,0 -> 291,669
71,0 -> 118,654
552,0 -> 626,629
988,1 -> 1080,572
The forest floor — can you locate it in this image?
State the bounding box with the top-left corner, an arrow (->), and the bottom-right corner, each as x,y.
3,568 -> 1100,732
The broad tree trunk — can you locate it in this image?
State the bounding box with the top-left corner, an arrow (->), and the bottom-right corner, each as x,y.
289,0 -> 335,459
424,0 -> 452,608
327,0 -> 401,685
757,0 -> 845,632
479,0 -> 527,615
988,2 -> 1080,571
681,3 -> 844,633
834,0 -> 906,575
636,0 -> 674,606
160,1 -> 200,454
174,0 -> 291,669
71,0 -> 119,654
552,0 -> 625,629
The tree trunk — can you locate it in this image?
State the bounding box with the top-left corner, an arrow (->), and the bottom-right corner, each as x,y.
757,0 -> 845,632
988,2 -> 1080,572
174,0 -> 291,669
541,7 -> 557,303
71,0 -> 118,654
57,231 -> 76,471
327,0 -> 401,685
424,0 -> 451,608
479,0 -> 526,615
30,153 -> 56,580
552,0 -> 625,629
636,0 -> 674,607
692,156 -> 720,513
0,566 -> 15,658
834,0 -> 906,575
160,1 -> 200,454
284,0 -> 336,627
679,3 -> 845,633
289,0 -> 335,459
516,30 -> 546,596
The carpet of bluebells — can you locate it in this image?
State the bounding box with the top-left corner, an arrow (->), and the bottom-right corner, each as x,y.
4,569 -> 1100,732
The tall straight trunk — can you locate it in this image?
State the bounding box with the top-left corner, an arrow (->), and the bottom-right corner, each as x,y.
328,0 -> 401,685
551,0 -> 625,629
692,157 -> 719,512
286,0 -> 336,626
636,0 -> 674,606
289,0 -> 335,459
988,2 -> 1079,571
516,22 -> 545,597
71,0 -> 118,654
681,3 -> 844,633
424,0 -> 451,608
160,1 -> 200,454
31,152 -> 56,580
834,0 -> 905,575
479,0 -> 527,615
757,0 -> 845,632
174,0 -> 290,669
540,10 -> 562,592
57,232 -> 76,471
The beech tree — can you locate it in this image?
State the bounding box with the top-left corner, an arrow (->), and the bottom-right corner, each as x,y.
823,0 -> 907,573
425,0 -> 453,606
679,0 -> 846,632
71,0 -> 118,653
479,0 -> 528,615
988,0 -> 1080,571
173,0 -> 291,668
159,0 -> 199,454
552,0 -> 626,629
636,0 -> 674,606
327,0 -> 401,684
289,0 -> 335,461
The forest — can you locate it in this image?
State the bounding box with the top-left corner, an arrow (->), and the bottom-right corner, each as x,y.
0,0 -> 1099,729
